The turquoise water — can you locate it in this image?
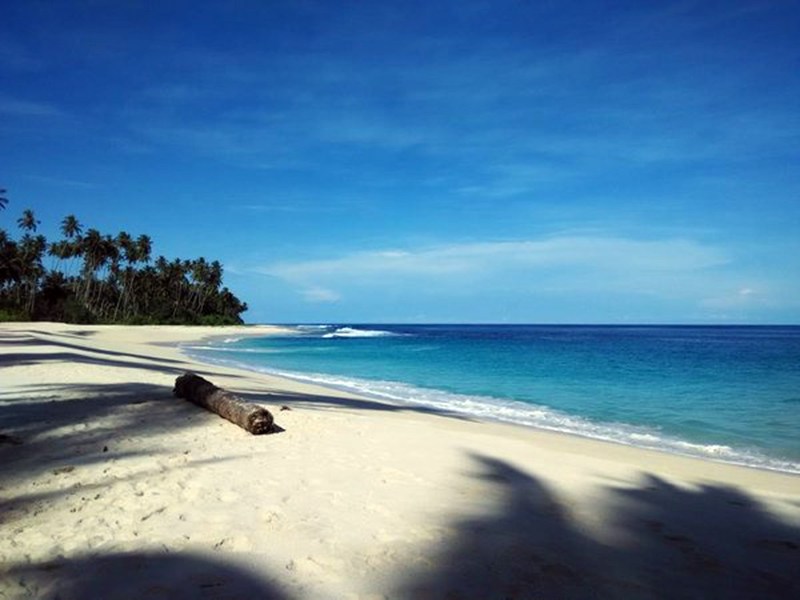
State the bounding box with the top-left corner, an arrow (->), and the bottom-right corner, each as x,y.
186,325 -> 800,473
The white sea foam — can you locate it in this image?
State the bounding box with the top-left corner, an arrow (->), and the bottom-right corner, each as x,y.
182,349 -> 800,475
322,327 -> 401,338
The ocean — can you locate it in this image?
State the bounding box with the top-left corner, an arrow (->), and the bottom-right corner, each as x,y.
185,324 -> 800,474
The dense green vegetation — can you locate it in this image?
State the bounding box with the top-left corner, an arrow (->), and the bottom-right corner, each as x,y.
0,198 -> 247,325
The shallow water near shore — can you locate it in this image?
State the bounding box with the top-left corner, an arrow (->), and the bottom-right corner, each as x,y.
186,324 -> 800,474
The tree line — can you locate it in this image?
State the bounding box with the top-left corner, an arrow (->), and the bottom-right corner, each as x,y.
1,196 -> 247,325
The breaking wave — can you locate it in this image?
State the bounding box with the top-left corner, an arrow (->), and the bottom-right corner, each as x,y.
321,327 -> 402,338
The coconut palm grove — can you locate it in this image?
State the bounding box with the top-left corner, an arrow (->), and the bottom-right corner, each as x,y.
0,192 -> 247,324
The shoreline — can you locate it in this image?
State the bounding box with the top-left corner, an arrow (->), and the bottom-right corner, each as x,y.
183,326 -> 800,477
2,322 -> 799,598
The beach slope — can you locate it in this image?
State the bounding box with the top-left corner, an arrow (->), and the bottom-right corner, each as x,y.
1,323 -> 798,598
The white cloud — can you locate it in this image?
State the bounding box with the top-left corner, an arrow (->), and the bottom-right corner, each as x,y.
700,286 -> 768,309
250,234 -> 746,313
302,287 -> 341,303
261,236 -> 729,283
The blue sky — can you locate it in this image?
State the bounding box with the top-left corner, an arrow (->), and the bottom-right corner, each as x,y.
1,0 -> 799,323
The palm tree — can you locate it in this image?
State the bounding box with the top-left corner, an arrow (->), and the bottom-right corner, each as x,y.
91,235 -> 118,315
10,209 -> 43,314
0,230 -> 22,291
136,234 -> 152,264
79,228 -> 103,306
166,258 -> 190,318
199,260 -> 223,315
48,239 -> 70,275
113,231 -> 134,319
117,231 -> 133,258
17,209 -> 39,232
190,257 -> 209,312
18,233 -> 46,314
61,215 -> 82,239
56,214 -> 83,279
100,234 -> 118,279
2,204 -> 247,323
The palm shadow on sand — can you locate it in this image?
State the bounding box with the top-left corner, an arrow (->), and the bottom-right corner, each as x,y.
3,551 -> 288,599
3,449 -> 798,599
395,453 -> 800,599
0,381 -> 258,524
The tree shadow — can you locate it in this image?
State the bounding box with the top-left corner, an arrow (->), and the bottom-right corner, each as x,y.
0,381 -> 255,521
57,328 -> 99,337
0,349 -> 245,382
604,473 -> 800,599
0,327 -> 243,379
394,453 -> 800,599
2,551 -> 289,599
0,334 -> 185,363
4,328 -> 99,339
0,351 -> 192,374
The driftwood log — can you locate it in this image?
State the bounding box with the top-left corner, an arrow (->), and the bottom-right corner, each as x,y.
173,373 -> 275,434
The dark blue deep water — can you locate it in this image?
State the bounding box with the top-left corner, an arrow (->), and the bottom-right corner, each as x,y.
187,325 -> 800,473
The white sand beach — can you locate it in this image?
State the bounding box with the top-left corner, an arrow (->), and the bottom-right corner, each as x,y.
1,323 -> 798,599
